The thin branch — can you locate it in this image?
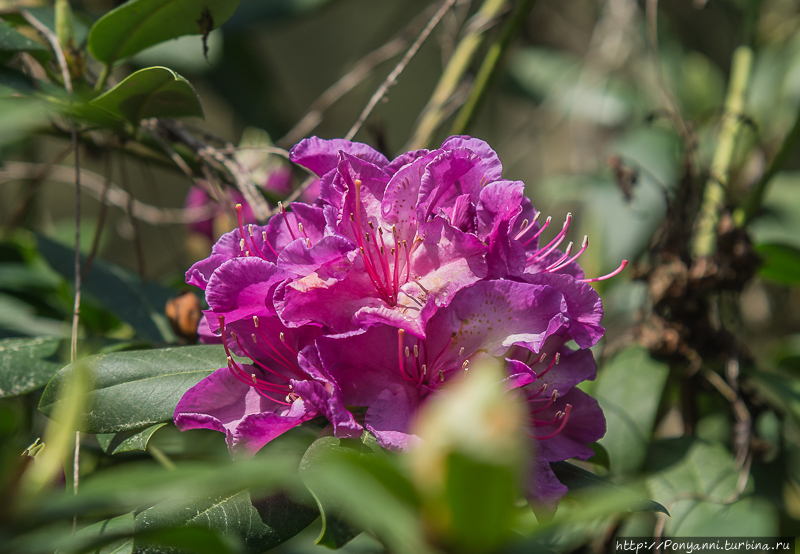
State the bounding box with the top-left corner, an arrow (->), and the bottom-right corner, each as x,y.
83,150 -> 112,279
118,150 -> 148,282
20,10 -> 72,93
278,5 -> 435,148
345,0 -> 459,141
22,7 -> 83,526
404,0 -> 508,150
0,162 -> 216,224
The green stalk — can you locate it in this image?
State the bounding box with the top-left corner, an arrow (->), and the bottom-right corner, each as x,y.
450,0 -> 537,136
734,102 -> 800,226
94,63 -> 111,93
405,0 -> 509,150
690,46 -> 753,258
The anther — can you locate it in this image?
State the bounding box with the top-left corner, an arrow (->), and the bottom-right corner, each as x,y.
298,223 -> 304,233
414,345 -> 419,357
239,238 -> 246,251
422,364 -> 427,375
253,315 -> 259,327
439,369 -> 444,382
306,238 -> 312,248
555,353 -> 561,364
279,332 -> 286,343
251,374 -> 257,384
350,214 -> 355,222
520,219 -> 529,231
405,346 -> 410,357
459,347 -> 464,356
462,360 -> 469,369
368,221 -> 374,230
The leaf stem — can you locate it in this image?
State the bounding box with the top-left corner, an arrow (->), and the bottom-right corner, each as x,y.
690,46 -> 753,258
94,63 -> 110,93
450,0 -> 538,136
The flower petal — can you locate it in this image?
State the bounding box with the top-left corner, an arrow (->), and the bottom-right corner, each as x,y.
205,257 -> 290,323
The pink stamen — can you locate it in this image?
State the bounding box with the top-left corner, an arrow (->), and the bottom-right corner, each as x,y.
537,352 -> 559,379
522,215 -> 551,248
581,259 -> 629,283
279,202 -> 297,241
255,325 -> 306,379
532,213 -> 572,261
528,404 -> 572,440
261,230 -> 278,258
513,212 -> 540,241
397,329 -> 413,382
544,241 -> 574,270
530,390 -> 559,414
549,236 -> 589,272
235,205 -> 256,258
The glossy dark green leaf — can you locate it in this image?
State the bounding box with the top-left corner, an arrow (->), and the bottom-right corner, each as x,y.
96,423 -> 167,455
88,0 -> 240,65
594,347 -> 669,475
0,336 -> 62,398
37,235 -> 176,343
135,490 -> 316,554
755,242 -> 800,286
39,345 -> 226,433
90,67 -> 203,125
550,462 -> 668,515
0,21 -> 51,64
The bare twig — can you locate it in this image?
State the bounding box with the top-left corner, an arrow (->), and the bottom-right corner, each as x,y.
0,162 -> 216,224
83,151 -> 113,278
345,0 -> 460,141
278,5 -> 437,148
22,8 -> 83,526
3,143 -> 73,235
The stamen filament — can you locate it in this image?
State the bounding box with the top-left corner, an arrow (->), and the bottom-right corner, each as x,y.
581,259 -> 628,283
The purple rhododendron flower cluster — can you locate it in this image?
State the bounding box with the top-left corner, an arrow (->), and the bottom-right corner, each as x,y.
175,135 -> 627,510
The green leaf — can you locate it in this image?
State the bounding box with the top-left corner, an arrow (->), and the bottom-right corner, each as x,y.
135,490 -> 317,554
594,346 -> 669,475
0,67 -> 37,96
444,452 -> 517,553
0,97 -> 51,147
37,235 -> 176,343
299,433 -> 374,548
587,442 -> 611,470
39,345 -> 226,433
0,20 -> 51,64
647,441 -> 777,536
299,431 -> 429,553
88,0 -> 240,65
747,369 -> 800,425
0,336 -> 62,398
90,66 -> 203,125
97,423 -> 167,455
754,242 -> 800,286
74,512 -> 135,554
550,462 -> 668,514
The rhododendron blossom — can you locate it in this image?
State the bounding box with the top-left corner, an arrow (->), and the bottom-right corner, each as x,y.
175,134 -> 622,511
